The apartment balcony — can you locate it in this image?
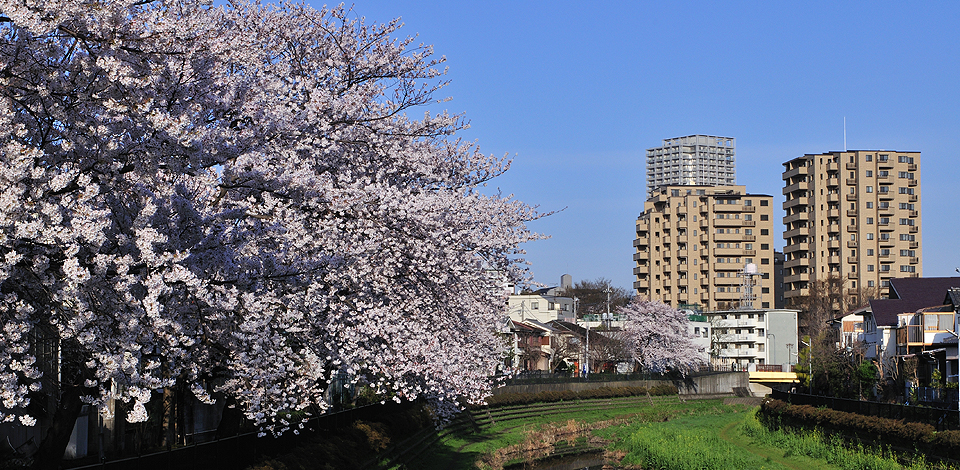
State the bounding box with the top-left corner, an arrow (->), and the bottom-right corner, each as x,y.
827,161 -> 839,172
783,182 -> 809,194
784,227 -> 810,238
879,191 -> 894,200
713,218 -> 744,227
846,225 -> 858,233
714,276 -> 742,285
878,172 -> 891,181
784,273 -> 810,284
827,193 -> 840,203
783,243 -> 810,254
910,226 -> 918,233
743,249 -> 757,256
784,197 -> 811,209
879,207 -> 895,216
827,209 -> 840,218
633,238 -> 649,247
845,178 -> 858,185
847,256 -> 858,264
879,253 -> 893,261
783,166 -> 809,180
846,209 -> 858,217
848,272 -> 858,280
714,204 -> 745,212
784,212 -> 809,224
661,235 -> 672,244
828,255 -> 841,265
910,257 -> 919,264
878,158 -> 893,169
633,252 -> 649,262
784,288 -> 809,299
676,248 -> 688,257
633,265 -> 649,275
909,241 -> 919,249
909,178 -> 918,187
826,177 -> 840,187
846,193 -> 857,202
879,238 -> 895,247
908,163 -> 918,171
714,248 -> 744,257
879,222 -> 895,231
784,258 -> 807,269
743,205 -> 756,212
846,162 -> 857,170
714,291 -> 742,300
742,220 -> 756,227
909,210 -> 918,217
827,224 -> 840,233
847,240 -> 858,248
700,233 -> 710,243
827,239 -> 840,249
909,195 -> 918,202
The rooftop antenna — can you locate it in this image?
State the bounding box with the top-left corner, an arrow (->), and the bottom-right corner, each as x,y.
844,117 -> 847,151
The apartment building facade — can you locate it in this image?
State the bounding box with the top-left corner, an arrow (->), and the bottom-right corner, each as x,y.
705,308 -> 799,370
646,135 -> 736,196
634,185 -> 776,311
781,151 -> 921,303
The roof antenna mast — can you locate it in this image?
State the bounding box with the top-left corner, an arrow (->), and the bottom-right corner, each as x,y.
844,117 -> 847,152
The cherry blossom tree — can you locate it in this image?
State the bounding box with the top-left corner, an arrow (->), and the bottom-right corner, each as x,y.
0,1 -> 544,466
619,298 -> 706,373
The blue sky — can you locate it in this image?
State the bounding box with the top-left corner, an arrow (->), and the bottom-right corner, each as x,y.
313,1 -> 960,291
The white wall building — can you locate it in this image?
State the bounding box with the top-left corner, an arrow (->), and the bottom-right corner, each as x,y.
646,135 -> 736,196
705,308 -> 799,371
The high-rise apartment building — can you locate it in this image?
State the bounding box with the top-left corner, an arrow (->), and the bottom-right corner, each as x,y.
781,151 -> 921,304
646,135 -> 736,196
634,185 -> 776,311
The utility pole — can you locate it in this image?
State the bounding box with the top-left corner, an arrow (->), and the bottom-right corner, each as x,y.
605,286 -> 612,329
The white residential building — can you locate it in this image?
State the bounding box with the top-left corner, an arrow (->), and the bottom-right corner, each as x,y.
646,135 -> 736,196
705,308 -> 799,371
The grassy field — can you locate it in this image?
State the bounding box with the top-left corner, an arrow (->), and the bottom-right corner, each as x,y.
404,397 -> 958,470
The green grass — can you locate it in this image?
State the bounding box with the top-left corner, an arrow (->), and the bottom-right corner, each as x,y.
403,398 -> 728,469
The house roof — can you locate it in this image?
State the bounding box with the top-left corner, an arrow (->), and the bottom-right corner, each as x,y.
864,278 -> 960,327
946,288 -> 960,308
869,299 -> 941,327
888,277 -> 960,301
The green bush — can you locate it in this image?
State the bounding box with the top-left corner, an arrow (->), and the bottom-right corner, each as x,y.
479,384 -> 678,408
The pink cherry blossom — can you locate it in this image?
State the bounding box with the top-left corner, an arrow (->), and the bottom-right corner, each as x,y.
0,0 -> 546,443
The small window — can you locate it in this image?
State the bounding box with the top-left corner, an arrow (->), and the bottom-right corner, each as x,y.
760,200 -> 769,206
531,301 -> 539,310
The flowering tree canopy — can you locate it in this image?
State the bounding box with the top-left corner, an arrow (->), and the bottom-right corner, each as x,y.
0,0 -> 544,450
619,298 -> 706,373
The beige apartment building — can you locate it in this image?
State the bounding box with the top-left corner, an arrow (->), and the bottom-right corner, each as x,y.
634,185 -> 776,311
781,151 -> 921,303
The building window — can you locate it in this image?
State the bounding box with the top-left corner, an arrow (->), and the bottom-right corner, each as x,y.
760,200 -> 769,206
867,265 -> 874,272
531,301 -> 539,309
865,155 -> 873,162
866,186 -> 873,193
760,214 -> 769,221
865,170 -> 873,177
866,218 -> 873,224
760,229 -> 769,235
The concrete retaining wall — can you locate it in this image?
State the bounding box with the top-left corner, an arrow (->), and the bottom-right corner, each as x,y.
492,372 -> 749,396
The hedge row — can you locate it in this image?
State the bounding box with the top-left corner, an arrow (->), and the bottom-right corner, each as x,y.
478,384 -> 679,409
760,398 -> 960,457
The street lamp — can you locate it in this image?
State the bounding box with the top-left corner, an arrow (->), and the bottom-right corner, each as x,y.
800,338 -> 813,395
767,333 -> 776,369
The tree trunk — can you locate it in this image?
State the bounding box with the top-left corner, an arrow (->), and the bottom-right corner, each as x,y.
215,396 -> 242,439
31,386 -> 85,470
